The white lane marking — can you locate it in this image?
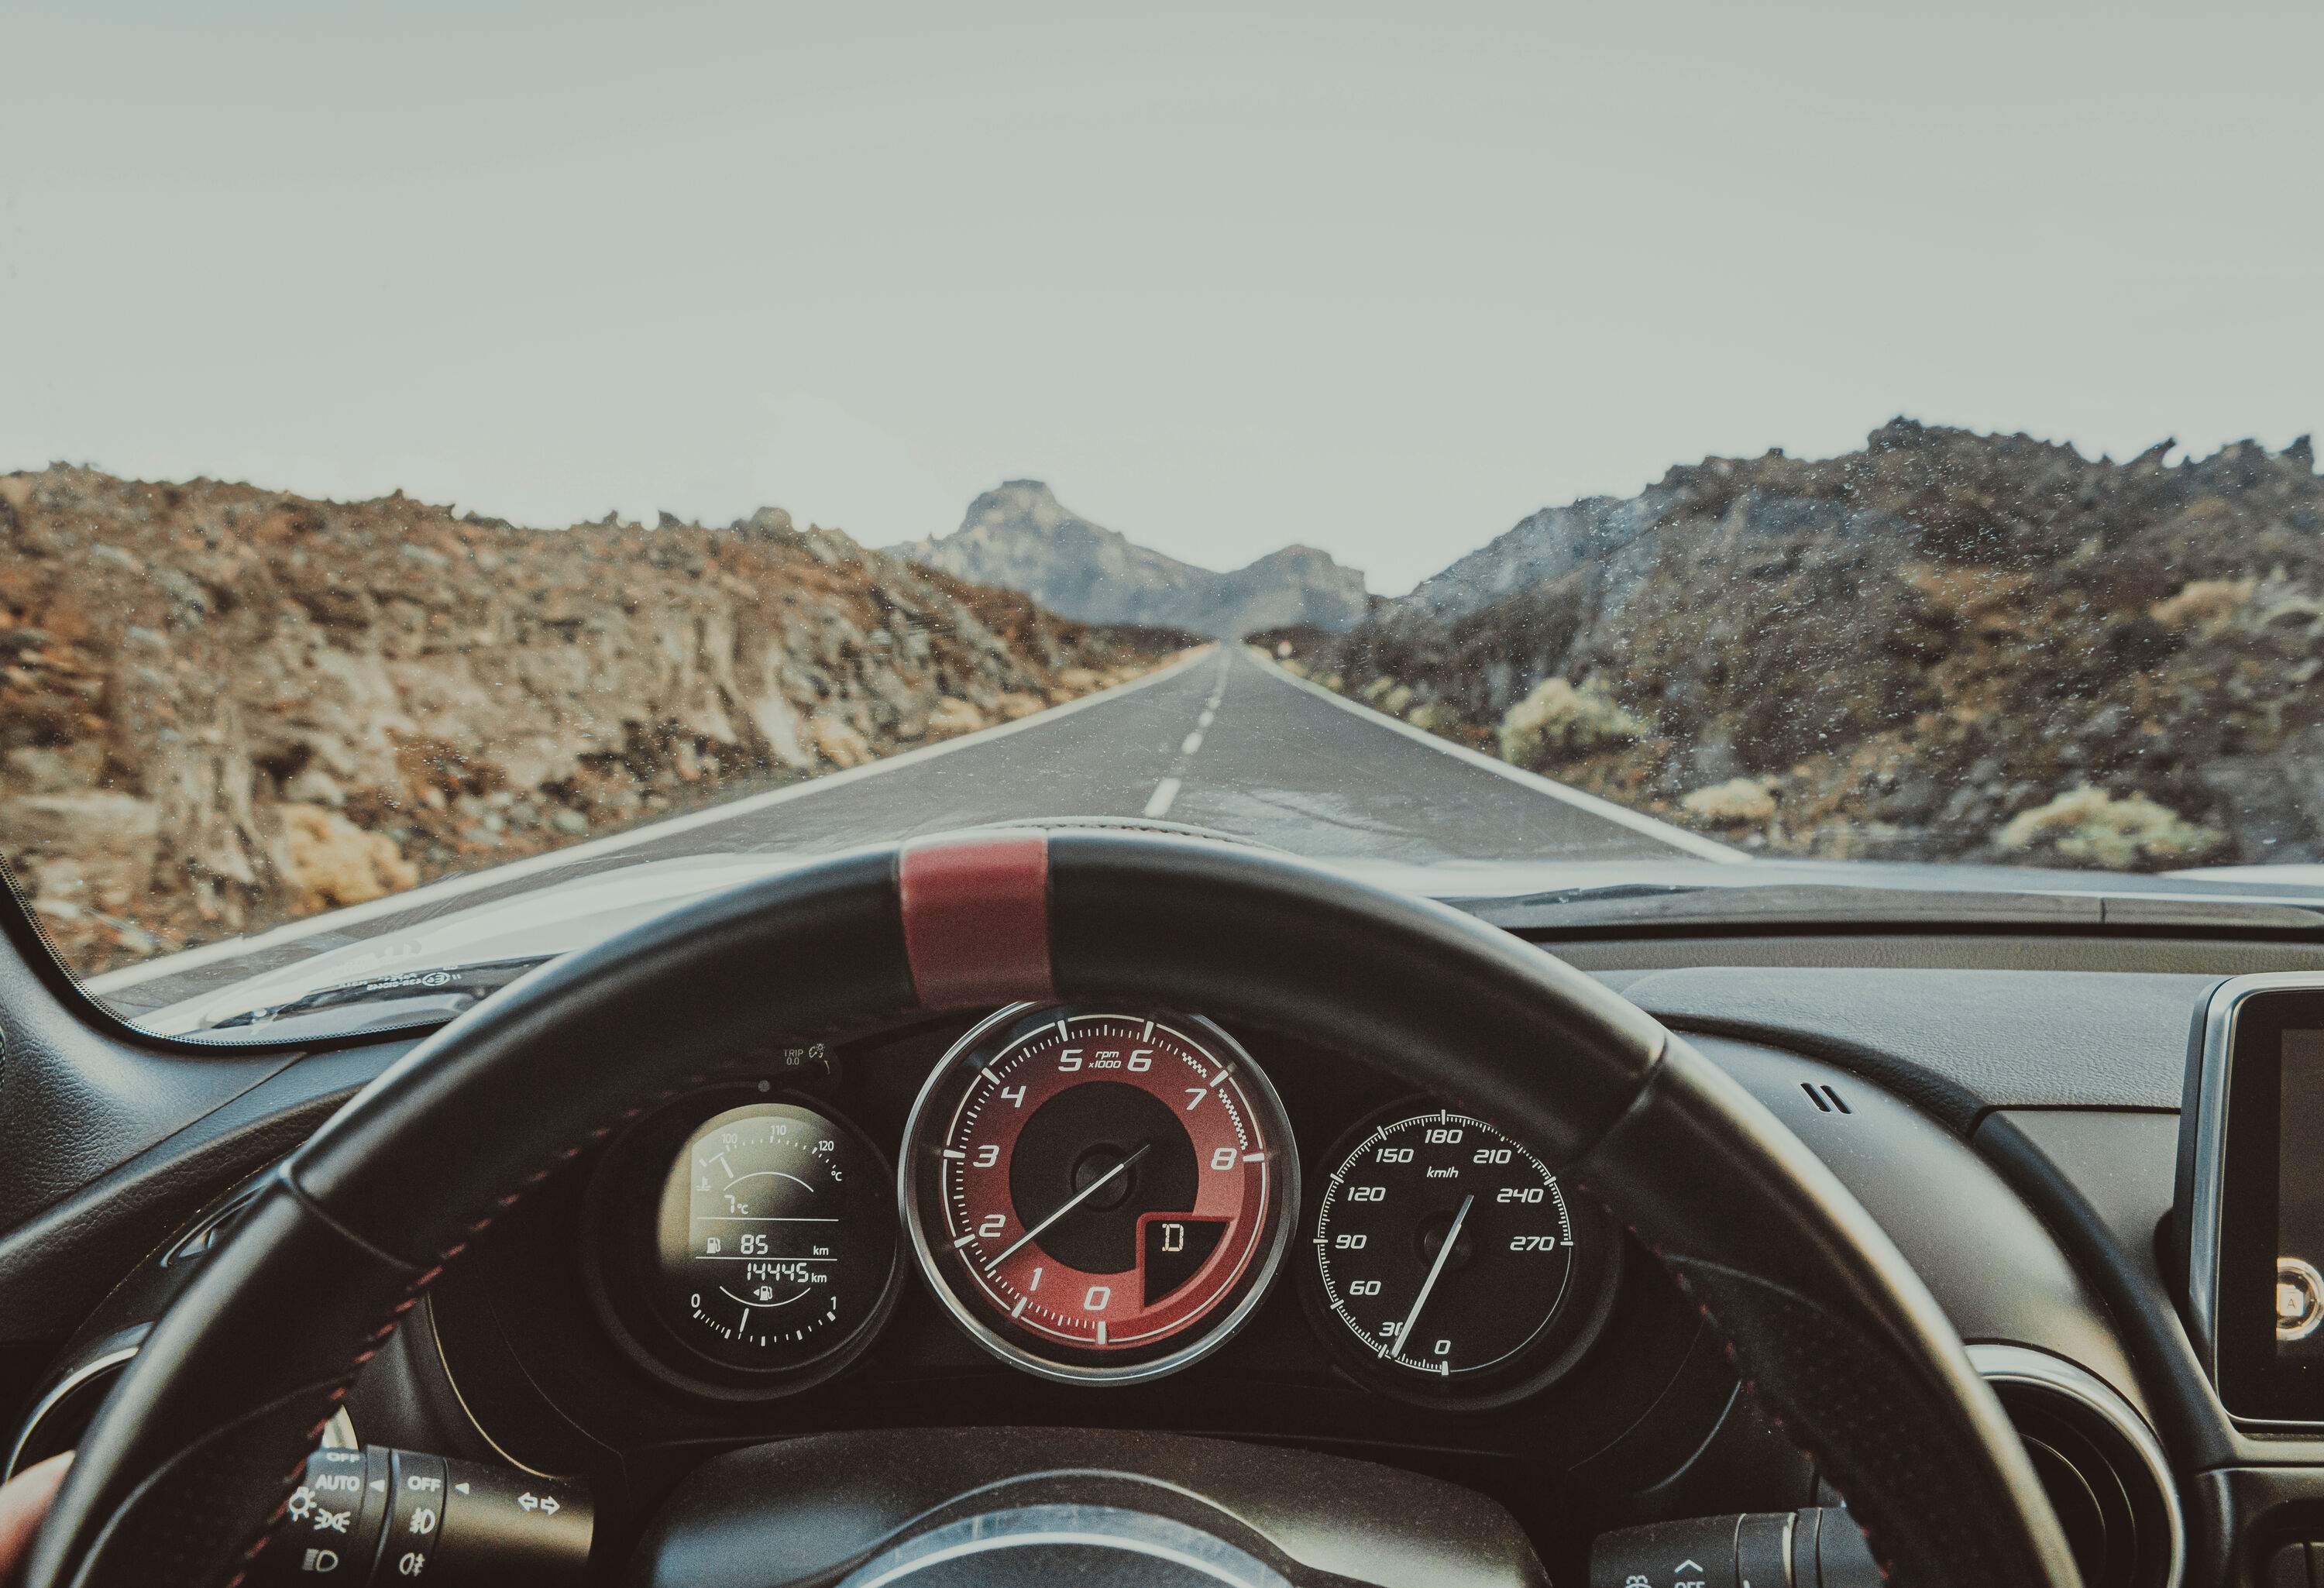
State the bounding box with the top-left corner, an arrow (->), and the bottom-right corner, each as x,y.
87,645 -> 1219,993
1146,683 -> 1214,816
1248,652 -> 1750,864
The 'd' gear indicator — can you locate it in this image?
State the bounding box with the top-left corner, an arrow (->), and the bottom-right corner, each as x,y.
1140,1215 -> 1229,1304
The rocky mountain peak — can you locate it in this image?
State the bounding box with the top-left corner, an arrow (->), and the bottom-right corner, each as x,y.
893,483 -> 1368,638
0,466 -> 1187,979
1278,421 -> 2324,873
972,479 -> 1073,522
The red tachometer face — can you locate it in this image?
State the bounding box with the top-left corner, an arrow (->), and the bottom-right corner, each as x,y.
902,1007 -> 1298,1382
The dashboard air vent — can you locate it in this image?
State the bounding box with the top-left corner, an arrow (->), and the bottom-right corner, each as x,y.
1972,1344 -> 2182,1588
1800,1081 -> 1851,1115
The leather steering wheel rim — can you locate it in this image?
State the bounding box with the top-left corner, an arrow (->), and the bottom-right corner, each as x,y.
22,829 -> 2084,1588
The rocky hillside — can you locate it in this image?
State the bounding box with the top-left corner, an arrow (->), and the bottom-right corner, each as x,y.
0,468 -> 1194,977
1268,421 -> 2324,871
893,480 -> 1370,638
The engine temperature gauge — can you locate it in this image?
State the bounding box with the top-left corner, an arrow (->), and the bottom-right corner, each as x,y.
651,1101 -> 898,1374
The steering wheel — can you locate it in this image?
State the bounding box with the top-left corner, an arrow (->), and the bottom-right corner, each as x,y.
20,830 -> 2082,1588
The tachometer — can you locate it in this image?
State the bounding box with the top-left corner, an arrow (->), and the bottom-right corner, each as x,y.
900,1005 -> 1298,1383
1307,1103 -> 1614,1405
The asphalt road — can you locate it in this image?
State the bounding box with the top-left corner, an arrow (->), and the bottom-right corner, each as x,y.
94,646 -> 1733,1019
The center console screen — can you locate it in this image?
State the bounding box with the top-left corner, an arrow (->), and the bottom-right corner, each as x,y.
2273,1029 -> 2324,1359
2186,981 -> 2324,1423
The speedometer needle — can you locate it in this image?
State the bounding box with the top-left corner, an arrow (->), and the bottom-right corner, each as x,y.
985,1141 -> 1154,1273
1391,1193 -> 1473,1359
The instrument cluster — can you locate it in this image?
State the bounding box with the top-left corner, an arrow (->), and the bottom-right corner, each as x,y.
579,1002 -> 1619,1411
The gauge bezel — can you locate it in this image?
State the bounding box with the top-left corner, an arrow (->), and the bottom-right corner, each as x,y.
581,1083 -> 903,1402
898,1003 -> 1300,1386
1299,1096 -> 1621,1409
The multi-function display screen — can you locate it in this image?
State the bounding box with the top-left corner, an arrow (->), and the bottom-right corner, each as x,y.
2277,1029 -> 2324,1360
2201,989 -> 2324,1422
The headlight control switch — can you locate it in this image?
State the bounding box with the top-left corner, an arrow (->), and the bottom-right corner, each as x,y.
260,1444 -> 591,1584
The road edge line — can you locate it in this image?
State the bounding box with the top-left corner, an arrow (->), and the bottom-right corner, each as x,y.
86,645 -> 1218,993
1243,648 -> 1751,865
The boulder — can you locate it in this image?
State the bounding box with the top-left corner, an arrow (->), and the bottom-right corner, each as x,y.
1,791 -> 160,867
809,714 -> 875,769
1682,778 -> 1779,825
925,698 -> 987,739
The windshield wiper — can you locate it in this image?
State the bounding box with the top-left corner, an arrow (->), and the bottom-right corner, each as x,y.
206,955 -> 554,1031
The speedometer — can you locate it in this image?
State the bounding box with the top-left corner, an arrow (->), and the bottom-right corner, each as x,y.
1307,1103 -> 1614,1405
899,1005 -> 1298,1383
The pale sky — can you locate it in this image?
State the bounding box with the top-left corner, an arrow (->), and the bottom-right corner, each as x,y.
5,1 -> 2318,594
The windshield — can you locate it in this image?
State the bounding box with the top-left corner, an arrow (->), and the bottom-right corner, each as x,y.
3,4 -> 2319,1041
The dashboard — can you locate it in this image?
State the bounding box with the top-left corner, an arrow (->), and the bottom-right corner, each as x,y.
578,1004 -> 1614,1407
415,1002 -> 1674,1555
21,933 -> 2324,1585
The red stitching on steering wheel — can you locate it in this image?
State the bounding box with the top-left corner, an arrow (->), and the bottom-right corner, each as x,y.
222,1070 -> 724,1586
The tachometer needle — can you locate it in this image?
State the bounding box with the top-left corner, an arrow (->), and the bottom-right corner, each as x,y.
1392,1192 -> 1473,1359
985,1142 -> 1153,1273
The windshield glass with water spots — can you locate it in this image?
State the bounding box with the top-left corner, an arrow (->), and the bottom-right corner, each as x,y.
2,2 -> 2318,1039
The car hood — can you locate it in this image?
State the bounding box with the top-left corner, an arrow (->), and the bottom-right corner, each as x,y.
132,848 -> 2324,1036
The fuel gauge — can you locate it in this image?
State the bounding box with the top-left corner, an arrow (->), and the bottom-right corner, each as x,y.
651,1102 -> 899,1375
